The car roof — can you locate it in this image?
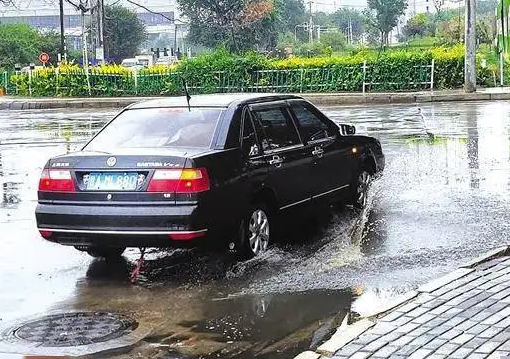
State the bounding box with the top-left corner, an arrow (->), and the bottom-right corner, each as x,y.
127,93 -> 304,110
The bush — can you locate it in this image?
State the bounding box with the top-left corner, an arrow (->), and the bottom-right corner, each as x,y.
7,45 -> 487,96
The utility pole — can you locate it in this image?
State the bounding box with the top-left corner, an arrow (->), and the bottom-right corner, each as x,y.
308,1 -> 313,43
97,0 -> 105,63
59,0 -> 65,62
349,18 -> 353,44
464,0 -> 476,93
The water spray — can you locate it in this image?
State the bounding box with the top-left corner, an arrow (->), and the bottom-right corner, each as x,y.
417,107 -> 435,140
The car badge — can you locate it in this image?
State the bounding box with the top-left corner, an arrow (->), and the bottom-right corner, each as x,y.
107,194 -> 113,201
106,157 -> 117,167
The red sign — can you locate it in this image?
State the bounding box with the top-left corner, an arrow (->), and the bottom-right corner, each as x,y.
38,52 -> 50,63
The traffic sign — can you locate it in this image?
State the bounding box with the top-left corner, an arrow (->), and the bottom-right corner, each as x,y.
38,52 -> 50,64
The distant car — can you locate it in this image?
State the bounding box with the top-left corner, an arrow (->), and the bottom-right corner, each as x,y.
155,56 -> 178,65
21,66 -> 44,74
35,94 -> 384,259
120,58 -> 145,71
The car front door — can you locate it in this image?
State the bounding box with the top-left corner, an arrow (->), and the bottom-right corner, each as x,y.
289,100 -> 354,202
249,102 -> 312,211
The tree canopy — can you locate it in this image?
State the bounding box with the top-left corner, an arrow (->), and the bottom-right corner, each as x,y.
364,0 -> 408,46
104,5 -> 147,61
0,24 -> 60,68
178,0 -> 308,52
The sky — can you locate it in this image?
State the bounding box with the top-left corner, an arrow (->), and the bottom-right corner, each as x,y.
309,0 -> 369,13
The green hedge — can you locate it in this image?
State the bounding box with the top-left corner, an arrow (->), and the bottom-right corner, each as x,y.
7,45 -> 492,97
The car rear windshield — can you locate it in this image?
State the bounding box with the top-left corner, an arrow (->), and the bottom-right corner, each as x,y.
84,107 -> 224,151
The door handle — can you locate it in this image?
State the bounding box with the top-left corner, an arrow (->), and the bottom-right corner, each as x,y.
269,155 -> 283,168
312,147 -> 324,157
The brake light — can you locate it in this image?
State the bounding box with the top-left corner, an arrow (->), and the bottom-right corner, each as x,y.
38,169 -> 76,192
147,168 -> 210,193
169,231 -> 207,241
39,230 -> 53,239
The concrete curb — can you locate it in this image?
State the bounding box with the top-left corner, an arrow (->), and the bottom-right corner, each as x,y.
294,245 -> 510,358
2,90 -> 510,110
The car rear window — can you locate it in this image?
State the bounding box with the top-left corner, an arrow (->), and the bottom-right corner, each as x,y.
84,107 -> 224,151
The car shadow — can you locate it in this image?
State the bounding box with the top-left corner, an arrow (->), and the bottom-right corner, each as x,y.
84,204 -> 371,286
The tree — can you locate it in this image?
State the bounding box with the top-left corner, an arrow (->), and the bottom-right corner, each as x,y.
104,5 -> 147,61
320,31 -> 347,52
277,0 -> 306,32
0,24 -> 60,68
403,13 -> 433,39
178,0 -> 276,52
329,8 -> 365,43
432,0 -> 444,20
363,0 -> 408,47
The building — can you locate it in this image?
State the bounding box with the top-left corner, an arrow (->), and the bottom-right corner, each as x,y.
0,0 -> 186,57
405,0 -> 463,19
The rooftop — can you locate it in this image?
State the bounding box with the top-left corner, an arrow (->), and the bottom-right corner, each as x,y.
128,93 -> 303,109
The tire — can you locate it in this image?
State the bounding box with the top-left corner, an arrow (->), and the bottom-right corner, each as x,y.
349,168 -> 372,209
83,246 -> 126,259
238,203 -> 272,259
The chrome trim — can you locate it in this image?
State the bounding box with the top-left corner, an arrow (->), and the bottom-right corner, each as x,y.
313,184 -> 349,199
264,144 -> 304,155
37,228 -> 208,236
279,198 -> 311,210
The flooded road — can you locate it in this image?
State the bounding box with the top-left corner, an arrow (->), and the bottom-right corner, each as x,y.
1,101 -> 510,358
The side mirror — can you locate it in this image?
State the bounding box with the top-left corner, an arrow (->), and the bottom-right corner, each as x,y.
339,124 -> 356,136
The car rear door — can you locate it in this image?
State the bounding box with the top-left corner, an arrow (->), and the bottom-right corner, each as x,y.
289,100 -> 354,202
248,102 -> 312,211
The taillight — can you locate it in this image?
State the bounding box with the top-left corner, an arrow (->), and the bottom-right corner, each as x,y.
169,231 -> 207,241
39,230 -> 53,239
38,169 -> 76,192
148,168 -> 210,193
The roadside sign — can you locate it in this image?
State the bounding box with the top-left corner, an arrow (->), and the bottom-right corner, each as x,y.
96,47 -> 104,61
38,52 -> 50,64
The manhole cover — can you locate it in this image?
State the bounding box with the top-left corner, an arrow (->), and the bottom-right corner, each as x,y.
10,311 -> 138,347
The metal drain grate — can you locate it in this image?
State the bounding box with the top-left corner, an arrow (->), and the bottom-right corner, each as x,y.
11,311 -> 138,347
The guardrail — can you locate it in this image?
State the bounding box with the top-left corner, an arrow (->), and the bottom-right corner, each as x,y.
2,61 -> 436,97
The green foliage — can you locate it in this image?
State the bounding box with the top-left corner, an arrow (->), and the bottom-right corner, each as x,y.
364,0 -> 408,46
104,5 -> 147,61
329,8 -> 365,43
320,31 -> 348,53
0,24 -> 60,68
178,0 -> 279,52
7,46 -> 490,96
403,13 -> 435,39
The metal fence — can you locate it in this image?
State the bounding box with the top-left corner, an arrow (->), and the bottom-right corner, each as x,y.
2,61 -> 436,97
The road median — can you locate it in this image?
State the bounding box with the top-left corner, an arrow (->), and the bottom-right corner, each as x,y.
2,89 -> 510,110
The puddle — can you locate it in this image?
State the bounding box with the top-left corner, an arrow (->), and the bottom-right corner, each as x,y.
4,102 -> 510,357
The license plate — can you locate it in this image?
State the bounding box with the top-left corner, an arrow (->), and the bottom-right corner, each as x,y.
84,172 -> 140,191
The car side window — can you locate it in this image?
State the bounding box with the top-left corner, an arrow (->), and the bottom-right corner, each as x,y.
292,103 -> 334,143
241,113 -> 261,157
250,107 -> 301,151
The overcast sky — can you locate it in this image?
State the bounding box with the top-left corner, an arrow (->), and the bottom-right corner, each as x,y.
311,0 -> 368,13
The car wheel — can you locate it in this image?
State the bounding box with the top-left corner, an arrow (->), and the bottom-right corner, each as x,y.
84,246 -> 125,259
350,169 -> 372,209
239,204 -> 271,259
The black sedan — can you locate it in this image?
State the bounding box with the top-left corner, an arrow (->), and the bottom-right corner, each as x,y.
35,94 -> 384,259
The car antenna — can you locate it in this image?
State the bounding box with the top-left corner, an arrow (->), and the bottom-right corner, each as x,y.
182,77 -> 192,112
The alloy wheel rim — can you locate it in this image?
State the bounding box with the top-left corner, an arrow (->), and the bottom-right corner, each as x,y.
357,171 -> 371,207
248,209 -> 270,255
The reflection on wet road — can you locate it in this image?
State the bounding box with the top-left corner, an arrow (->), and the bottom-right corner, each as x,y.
1,102 -> 510,358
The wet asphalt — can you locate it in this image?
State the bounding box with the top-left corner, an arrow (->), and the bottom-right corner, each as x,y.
1,101 -> 510,358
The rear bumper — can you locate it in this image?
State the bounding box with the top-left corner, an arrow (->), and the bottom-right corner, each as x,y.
35,203 -> 210,247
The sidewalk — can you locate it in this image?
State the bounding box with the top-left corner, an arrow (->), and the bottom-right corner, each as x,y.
296,247 -> 510,359
1,88 -> 510,110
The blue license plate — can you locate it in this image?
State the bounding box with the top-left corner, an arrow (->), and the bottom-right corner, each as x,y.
85,172 -> 139,191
